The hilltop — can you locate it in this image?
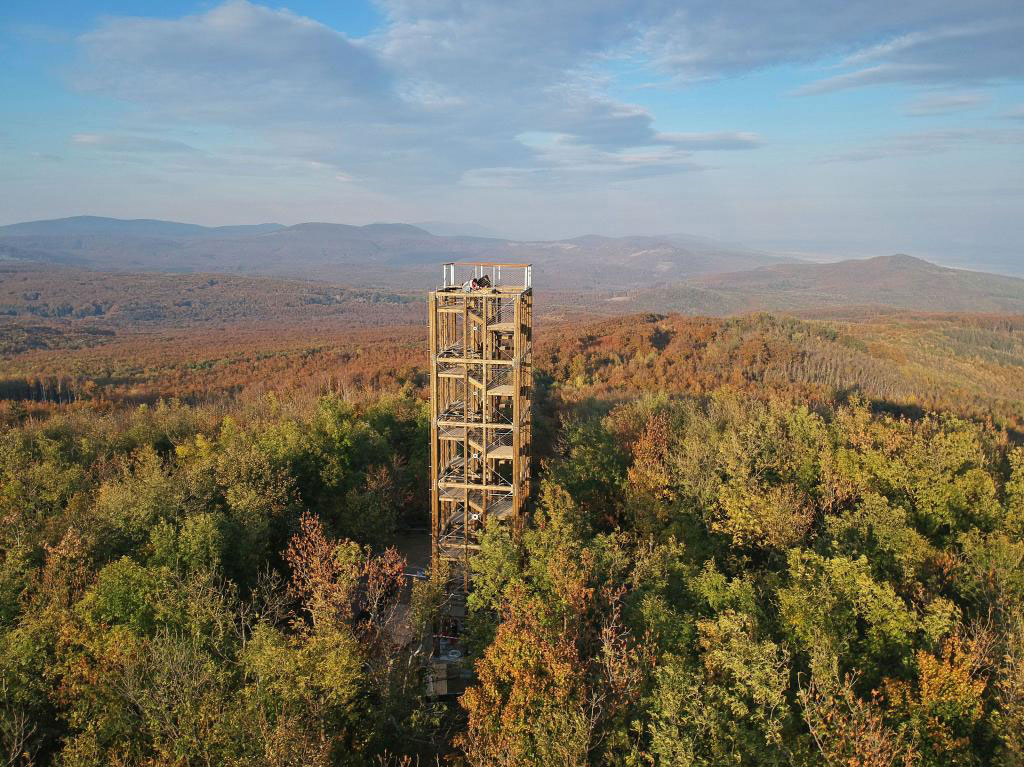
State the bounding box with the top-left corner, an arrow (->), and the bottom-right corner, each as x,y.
627,254 -> 1024,314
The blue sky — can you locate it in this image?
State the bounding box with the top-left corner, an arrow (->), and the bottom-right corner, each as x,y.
1,0 -> 1022,266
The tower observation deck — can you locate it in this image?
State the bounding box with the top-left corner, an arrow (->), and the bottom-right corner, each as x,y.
428,262 -> 533,583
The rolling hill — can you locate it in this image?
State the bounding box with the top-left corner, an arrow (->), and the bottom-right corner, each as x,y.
0,262 -> 425,356
0,216 -> 794,290
4,219 -> 1021,315
626,254 -> 1024,314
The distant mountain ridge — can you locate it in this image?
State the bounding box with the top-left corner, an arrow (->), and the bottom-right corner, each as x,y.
0,215 -> 286,239
0,215 -> 797,290
3,218 -> 1020,313
629,254 -> 1024,314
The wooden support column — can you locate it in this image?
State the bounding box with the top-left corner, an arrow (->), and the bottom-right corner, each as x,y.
428,291 -> 439,561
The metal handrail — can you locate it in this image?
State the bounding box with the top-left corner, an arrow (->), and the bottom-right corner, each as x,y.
441,262 -> 532,289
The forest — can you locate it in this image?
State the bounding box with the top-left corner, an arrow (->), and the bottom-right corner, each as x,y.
3,299 -> 1024,765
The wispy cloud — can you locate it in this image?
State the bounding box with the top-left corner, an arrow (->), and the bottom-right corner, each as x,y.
793,16 -> 1023,94
904,90 -> 989,116
656,132 -> 762,150
822,129 -> 1024,162
644,4 -> 1023,91
72,133 -> 202,153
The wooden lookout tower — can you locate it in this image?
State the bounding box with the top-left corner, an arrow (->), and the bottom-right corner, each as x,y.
428,262 -> 533,583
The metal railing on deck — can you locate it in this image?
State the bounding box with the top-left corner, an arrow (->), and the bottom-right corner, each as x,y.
441,262 -> 532,290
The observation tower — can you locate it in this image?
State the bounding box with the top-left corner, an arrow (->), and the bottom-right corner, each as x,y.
428,262 -> 533,582
426,262 -> 533,695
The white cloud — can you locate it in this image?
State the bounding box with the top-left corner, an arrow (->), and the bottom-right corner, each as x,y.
77,1 -> 392,112
70,0 -> 766,187
59,0 -> 1024,199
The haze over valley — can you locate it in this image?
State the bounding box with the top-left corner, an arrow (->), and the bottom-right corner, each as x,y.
2,215 -> 1022,317
0,215 -> 799,290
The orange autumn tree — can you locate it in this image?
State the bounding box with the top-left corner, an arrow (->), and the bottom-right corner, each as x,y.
241,512 -> 417,764
458,484 -> 652,767
883,635 -> 988,767
459,583 -> 591,767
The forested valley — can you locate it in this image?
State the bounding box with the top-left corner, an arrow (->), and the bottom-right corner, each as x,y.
3,299 -> 1024,765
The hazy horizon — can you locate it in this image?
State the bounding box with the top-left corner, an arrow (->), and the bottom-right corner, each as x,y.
2,1 -> 1022,268
5,212 -> 1024,281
